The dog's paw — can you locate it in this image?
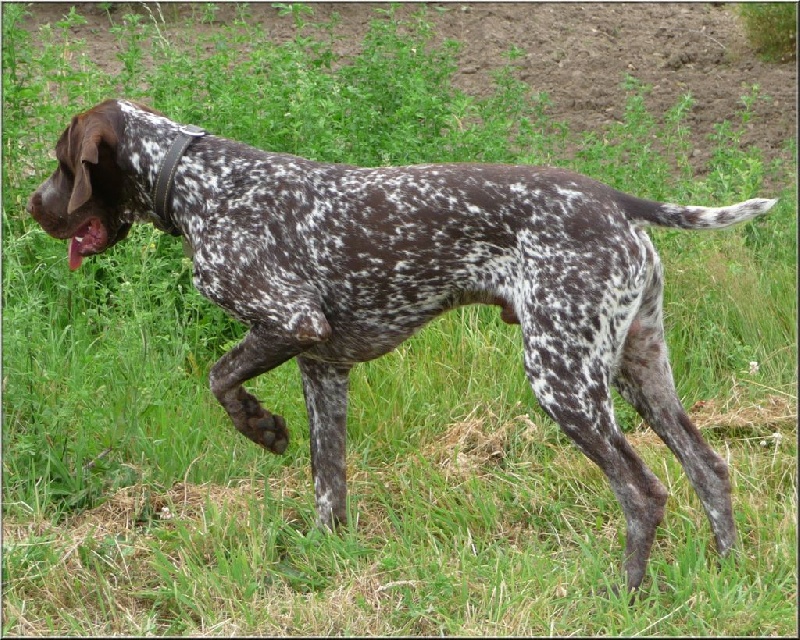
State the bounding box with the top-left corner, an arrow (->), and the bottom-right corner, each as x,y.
248,411 -> 289,454
232,388 -> 289,454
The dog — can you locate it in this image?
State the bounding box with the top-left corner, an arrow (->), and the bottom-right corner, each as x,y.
27,99 -> 777,590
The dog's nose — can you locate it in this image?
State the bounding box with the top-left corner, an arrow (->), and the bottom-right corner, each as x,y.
26,192 -> 41,215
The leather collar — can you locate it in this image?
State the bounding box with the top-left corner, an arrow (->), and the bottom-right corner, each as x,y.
152,125 -> 205,236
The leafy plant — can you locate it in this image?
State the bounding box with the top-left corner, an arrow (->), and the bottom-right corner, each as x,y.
738,2 -> 797,62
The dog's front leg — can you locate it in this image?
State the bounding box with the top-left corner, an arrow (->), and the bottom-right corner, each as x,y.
297,356 -> 352,529
209,324 -> 312,454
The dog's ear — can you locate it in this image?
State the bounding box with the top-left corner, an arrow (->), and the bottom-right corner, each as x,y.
67,115 -> 119,215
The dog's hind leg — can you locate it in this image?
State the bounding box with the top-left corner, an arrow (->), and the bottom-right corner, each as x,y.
613,256 -> 737,557
523,342 -> 668,590
517,258 -> 667,591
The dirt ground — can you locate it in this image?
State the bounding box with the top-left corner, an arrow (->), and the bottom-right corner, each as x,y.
21,2 -> 798,172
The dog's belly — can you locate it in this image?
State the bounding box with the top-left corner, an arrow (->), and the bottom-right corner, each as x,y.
301,293 -> 456,363
303,284 -> 516,364
301,323 -> 426,363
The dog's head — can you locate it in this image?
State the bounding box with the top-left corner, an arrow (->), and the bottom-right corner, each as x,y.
27,100 -> 133,270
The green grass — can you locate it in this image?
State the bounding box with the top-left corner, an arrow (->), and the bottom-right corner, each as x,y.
2,3 -> 797,636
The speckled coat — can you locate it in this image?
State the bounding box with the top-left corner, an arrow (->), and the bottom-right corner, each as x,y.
28,99 -> 777,591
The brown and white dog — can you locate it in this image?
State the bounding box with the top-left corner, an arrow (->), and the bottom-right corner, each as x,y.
28,99 -> 777,591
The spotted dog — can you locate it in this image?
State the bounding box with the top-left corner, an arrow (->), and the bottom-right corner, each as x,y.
27,99 -> 777,591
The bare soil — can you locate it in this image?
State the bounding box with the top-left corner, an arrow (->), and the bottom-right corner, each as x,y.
22,2 -> 798,172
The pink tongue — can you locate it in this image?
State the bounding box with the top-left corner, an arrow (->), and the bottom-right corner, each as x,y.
69,237 -> 84,270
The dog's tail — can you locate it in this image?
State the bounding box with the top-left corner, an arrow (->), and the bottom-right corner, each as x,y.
622,194 -> 778,230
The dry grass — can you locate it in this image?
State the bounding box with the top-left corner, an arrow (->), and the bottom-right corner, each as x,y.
421,407 -> 527,480
689,392 -> 796,430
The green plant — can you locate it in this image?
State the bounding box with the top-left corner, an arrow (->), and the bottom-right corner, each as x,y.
738,2 -> 797,62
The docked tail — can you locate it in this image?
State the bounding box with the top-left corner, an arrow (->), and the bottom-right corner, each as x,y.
623,195 -> 779,230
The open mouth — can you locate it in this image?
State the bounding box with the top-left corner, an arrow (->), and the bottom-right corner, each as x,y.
68,218 -> 108,270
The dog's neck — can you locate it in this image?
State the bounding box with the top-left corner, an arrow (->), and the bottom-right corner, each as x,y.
115,100 -> 205,235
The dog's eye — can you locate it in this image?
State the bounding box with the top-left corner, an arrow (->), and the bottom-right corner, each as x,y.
59,160 -> 73,179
